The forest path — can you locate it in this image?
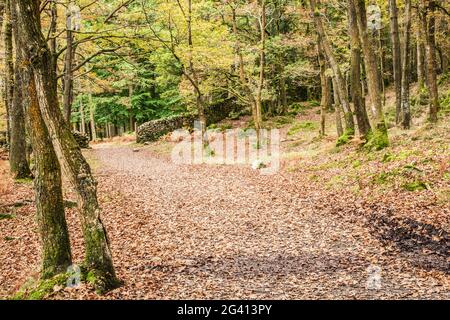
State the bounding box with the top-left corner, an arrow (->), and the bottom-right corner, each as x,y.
88,144 -> 448,299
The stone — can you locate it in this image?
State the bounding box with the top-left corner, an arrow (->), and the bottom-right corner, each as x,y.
72,131 -> 90,149
137,98 -> 240,143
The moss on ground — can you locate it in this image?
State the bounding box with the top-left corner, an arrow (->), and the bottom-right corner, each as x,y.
336,128 -> 355,147
0,213 -> 14,219
365,125 -> 389,151
14,177 -> 33,184
11,274 -> 69,300
288,121 -> 318,135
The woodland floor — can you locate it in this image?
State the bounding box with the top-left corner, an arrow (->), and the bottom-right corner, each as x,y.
0,87 -> 449,299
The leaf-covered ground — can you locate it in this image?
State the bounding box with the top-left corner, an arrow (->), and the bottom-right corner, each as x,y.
1,81 -> 449,299
0,111 -> 448,299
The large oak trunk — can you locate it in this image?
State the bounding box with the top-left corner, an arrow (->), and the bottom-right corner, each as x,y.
23,63 -> 73,279
15,0 -> 119,292
13,0 -> 72,279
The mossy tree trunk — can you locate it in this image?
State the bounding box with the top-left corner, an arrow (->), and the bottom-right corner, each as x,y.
63,1 -> 76,123
388,0 -> 402,125
317,35 -> 328,136
400,0 -> 412,129
89,93 -> 97,141
332,77 -> 344,138
4,0 -> 13,147
5,0 -> 31,179
416,27 -> 426,92
23,65 -> 72,279
420,0 -> 440,123
353,0 -> 389,150
13,2 -> 72,280
347,0 -> 371,140
15,0 -> 119,293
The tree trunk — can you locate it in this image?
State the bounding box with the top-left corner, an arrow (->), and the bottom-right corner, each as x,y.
347,0 -> 371,139
389,0 -> 402,124
420,0 -> 440,123
254,0 -> 266,144
309,0 -> 354,139
416,26 -> 426,91
353,0 -> 389,150
15,0 -> 119,293
21,57 -> 73,279
317,36 -> 328,136
4,0 -> 13,146
186,0 -> 207,142
63,25 -> 74,123
49,0 -> 57,71
12,0 -> 72,280
279,73 -> 288,115
230,2 -> 259,122
378,30 -> 386,106
332,77 -> 344,137
80,98 -> 86,134
400,0 -> 412,129
231,5 -> 246,85
9,0 -> 31,179
89,93 -> 97,141
6,0 -> 31,178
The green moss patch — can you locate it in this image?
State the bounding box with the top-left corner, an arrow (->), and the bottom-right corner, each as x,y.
11,274 -> 69,300
0,213 -> 14,220
14,178 -> 33,184
402,181 -> 428,192
288,121 -> 318,135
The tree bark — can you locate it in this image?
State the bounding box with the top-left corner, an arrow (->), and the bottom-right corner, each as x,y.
347,0 -> 371,139
388,0 -> 402,124
4,0 -> 30,178
49,0 -> 57,71
317,36 -> 328,136
332,77 -> 344,138
22,58 -> 73,279
80,98 -> 86,134
89,94 -> 97,141
9,0 -> 31,179
353,0 -> 389,150
12,0 -> 72,280
420,0 -> 440,123
279,73 -> 288,115
15,0 -> 119,292
63,19 -> 75,123
400,0 -> 412,129
309,0 -> 355,139
416,27 -> 426,91
4,0 -> 13,146
254,0 -> 266,143
378,30 -> 386,106
230,2 -> 259,121
186,0 -> 207,142
230,4 -> 246,85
